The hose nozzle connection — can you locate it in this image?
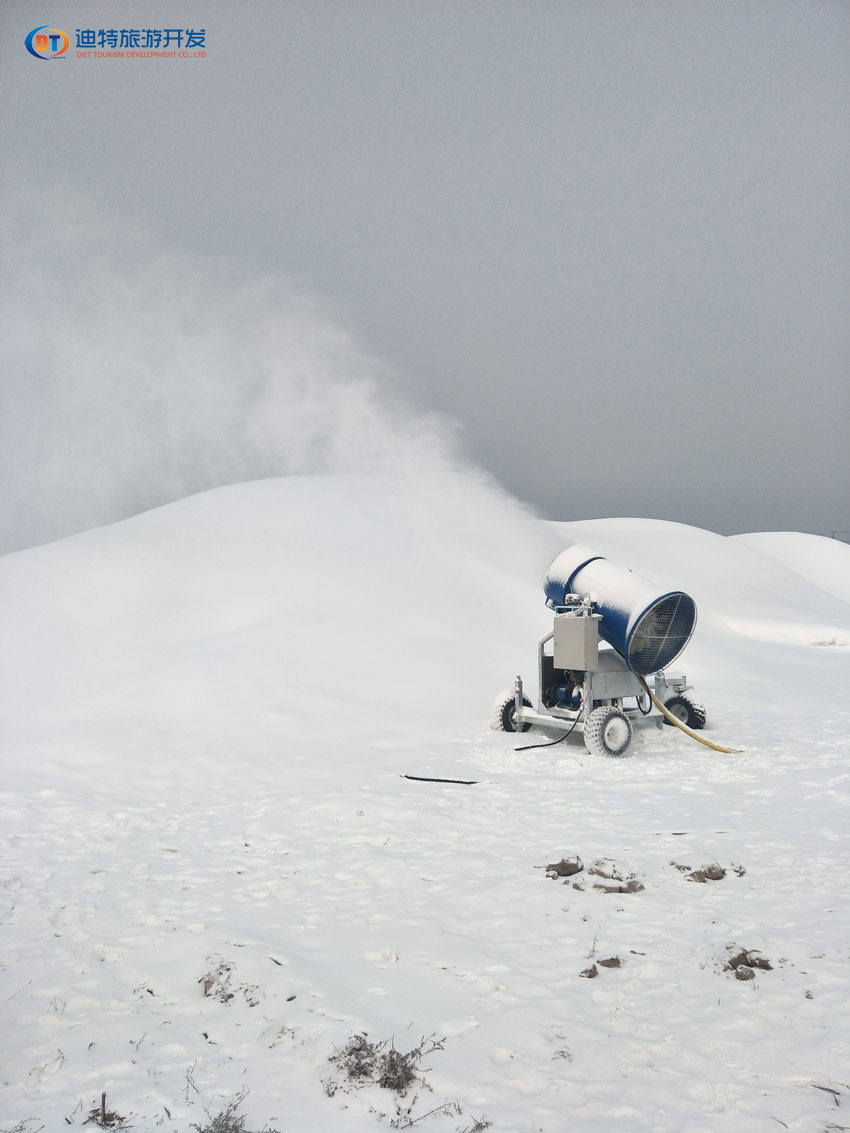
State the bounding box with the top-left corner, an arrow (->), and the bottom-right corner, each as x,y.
637,676 -> 743,754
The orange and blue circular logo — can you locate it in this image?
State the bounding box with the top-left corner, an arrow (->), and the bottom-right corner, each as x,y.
25,26 -> 70,59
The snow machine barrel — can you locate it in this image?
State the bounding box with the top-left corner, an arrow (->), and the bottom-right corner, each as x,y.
544,544 -> 697,675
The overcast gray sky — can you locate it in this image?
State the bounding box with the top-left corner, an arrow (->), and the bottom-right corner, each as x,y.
2,0 -> 848,547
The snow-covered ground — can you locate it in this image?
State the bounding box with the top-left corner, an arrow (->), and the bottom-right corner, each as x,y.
1,473 -> 848,1132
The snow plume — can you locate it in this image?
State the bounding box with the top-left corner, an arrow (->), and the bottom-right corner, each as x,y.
1,191 -> 517,554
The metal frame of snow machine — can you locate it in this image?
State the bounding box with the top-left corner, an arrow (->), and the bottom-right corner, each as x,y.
492,595 -> 705,757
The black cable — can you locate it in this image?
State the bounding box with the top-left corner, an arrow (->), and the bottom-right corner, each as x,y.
402,775 -> 478,785
515,711 -> 581,751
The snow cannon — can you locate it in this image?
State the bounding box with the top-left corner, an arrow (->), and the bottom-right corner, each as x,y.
543,544 -> 697,675
491,543 -> 705,758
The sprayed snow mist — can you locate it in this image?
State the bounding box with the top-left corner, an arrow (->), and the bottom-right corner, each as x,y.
2,194 -> 512,555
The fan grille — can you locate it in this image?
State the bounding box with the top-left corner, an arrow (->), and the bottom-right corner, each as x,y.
627,593 -> 697,674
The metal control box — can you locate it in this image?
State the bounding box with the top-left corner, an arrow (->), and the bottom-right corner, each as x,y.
553,613 -> 599,669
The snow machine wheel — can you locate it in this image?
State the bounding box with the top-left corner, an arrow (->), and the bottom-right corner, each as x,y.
583,706 -> 633,757
663,694 -> 706,730
490,690 -> 533,733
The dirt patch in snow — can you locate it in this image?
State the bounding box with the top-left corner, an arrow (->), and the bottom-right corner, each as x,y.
724,948 -> 773,980
672,861 -> 746,882
198,956 -> 261,1007
544,856 -> 645,893
323,1033 -> 445,1098
546,856 -> 583,878
580,956 -> 621,979
586,858 -> 645,893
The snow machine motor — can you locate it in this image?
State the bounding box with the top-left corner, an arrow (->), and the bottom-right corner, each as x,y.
491,544 -> 706,757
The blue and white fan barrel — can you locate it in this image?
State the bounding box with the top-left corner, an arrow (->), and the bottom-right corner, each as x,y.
544,544 -> 697,675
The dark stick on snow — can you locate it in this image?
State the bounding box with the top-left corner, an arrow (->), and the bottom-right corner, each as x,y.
402,775 -> 479,785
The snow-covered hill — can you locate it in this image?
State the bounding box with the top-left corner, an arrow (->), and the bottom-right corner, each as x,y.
1,475 -> 848,1132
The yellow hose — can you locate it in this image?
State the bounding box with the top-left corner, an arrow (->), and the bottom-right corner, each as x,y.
637,676 -> 743,754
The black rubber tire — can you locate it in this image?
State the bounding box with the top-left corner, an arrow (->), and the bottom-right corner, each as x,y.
583,706 -> 633,757
490,691 -> 533,733
663,694 -> 707,730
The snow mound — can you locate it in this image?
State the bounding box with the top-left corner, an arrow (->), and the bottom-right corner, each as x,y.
1,477 -> 848,1132
0,474 -> 557,753
551,516 -> 850,647
731,529 -> 850,605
